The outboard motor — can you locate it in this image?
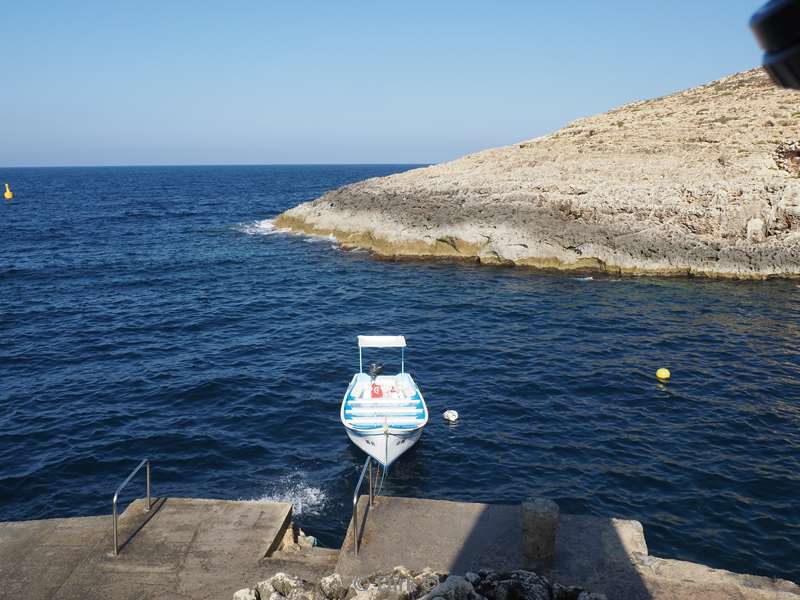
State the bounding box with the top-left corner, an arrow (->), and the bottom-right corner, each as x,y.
368,362 -> 384,381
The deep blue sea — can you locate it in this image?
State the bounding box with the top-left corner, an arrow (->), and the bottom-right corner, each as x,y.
1,165 -> 799,582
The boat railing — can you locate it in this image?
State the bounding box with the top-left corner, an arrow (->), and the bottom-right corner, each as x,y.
112,458 -> 152,556
352,455 -> 375,555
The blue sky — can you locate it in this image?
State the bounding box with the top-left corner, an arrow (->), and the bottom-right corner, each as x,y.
2,1 -> 764,167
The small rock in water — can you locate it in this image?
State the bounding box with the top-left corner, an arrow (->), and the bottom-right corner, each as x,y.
442,410 -> 459,422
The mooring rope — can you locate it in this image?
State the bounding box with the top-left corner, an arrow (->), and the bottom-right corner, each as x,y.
376,460 -> 388,496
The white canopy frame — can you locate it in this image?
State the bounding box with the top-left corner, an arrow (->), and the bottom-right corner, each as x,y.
357,335 -> 406,374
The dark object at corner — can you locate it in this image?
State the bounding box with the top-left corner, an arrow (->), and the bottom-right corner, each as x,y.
751,0 -> 800,89
369,362 -> 384,380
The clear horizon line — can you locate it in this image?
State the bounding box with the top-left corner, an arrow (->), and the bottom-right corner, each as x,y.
0,161 -> 434,170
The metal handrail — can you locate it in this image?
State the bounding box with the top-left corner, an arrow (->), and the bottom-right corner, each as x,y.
112,458 -> 151,556
352,455 -> 375,555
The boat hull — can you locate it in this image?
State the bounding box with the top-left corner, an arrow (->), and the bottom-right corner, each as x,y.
345,427 -> 423,467
341,368 -> 428,468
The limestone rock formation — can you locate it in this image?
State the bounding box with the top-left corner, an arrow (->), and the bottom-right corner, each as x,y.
276,69 -> 800,278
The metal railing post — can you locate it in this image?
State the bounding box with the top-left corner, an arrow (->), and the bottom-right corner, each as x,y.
112,458 -> 152,556
112,498 -> 118,556
352,456 -> 373,555
146,461 -> 151,511
368,460 -> 373,507
353,496 -> 359,556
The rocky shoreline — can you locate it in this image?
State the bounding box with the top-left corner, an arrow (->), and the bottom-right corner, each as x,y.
233,567 -> 605,600
275,69 -> 800,279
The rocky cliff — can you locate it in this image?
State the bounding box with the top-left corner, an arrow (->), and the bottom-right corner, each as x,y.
276,69 -> 800,278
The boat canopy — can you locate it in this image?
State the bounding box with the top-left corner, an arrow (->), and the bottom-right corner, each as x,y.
357,335 -> 406,348
358,335 -> 407,373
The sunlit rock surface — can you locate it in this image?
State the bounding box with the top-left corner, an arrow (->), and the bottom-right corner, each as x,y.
277,69 -> 800,278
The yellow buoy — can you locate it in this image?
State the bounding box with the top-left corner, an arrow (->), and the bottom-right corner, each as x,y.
3,183 -> 12,200
656,368 -> 671,381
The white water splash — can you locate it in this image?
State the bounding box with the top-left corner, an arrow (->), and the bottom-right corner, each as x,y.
302,233 -> 337,243
244,472 -> 328,516
238,219 -> 286,236
238,219 -> 337,246
575,276 -> 594,281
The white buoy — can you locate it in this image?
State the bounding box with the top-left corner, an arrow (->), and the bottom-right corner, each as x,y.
443,410 -> 459,422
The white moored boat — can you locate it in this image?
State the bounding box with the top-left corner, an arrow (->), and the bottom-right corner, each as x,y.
340,335 -> 428,467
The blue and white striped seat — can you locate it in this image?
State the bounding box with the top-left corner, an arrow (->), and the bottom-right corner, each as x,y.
343,374 -> 426,430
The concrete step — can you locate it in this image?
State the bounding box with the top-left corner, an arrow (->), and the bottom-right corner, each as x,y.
264,547 -> 340,582
335,495 -> 524,581
0,497 -> 293,600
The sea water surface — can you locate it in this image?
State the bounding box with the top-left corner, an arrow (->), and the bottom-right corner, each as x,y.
1,165 -> 799,582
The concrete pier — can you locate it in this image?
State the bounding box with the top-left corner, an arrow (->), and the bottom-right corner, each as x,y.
335,495 -> 799,600
1,495 -> 798,600
335,496 -> 524,580
0,497 -> 295,600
